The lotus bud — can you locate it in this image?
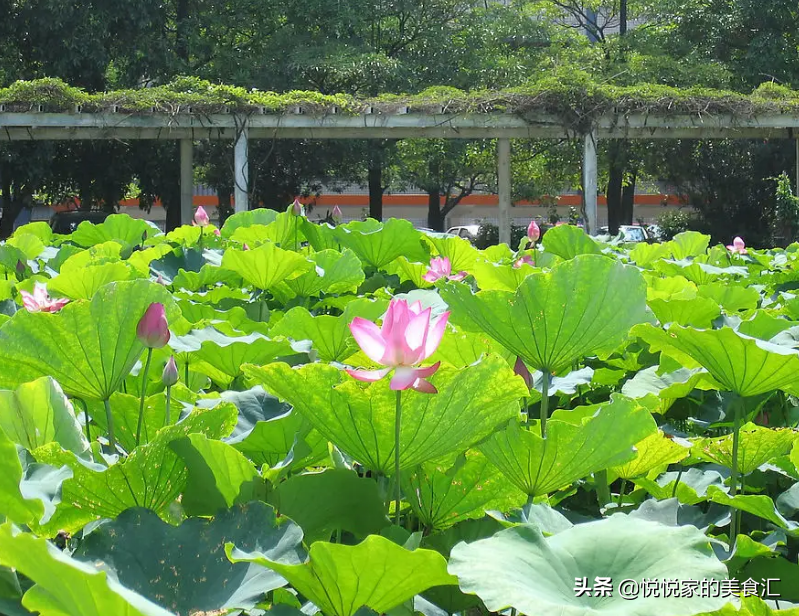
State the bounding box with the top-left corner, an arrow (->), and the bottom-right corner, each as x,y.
194,206 -> 210,227
243,243 -> 250,251
527,221 -> 541,242
162,356 -> 179,386
332,205 -> 343,223
136,302 -> 170,348
291,198 -> 303,216
213,228 -> 221,237
514,356 -> 533,389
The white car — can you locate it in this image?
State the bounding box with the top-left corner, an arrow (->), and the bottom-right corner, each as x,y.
446,225 -> 481,242
598,225 -> 649,243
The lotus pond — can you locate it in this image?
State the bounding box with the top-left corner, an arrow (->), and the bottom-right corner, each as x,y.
0,208 -> 798,616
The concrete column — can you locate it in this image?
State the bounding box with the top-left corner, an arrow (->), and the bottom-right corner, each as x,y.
583,130 -> 598,235
497,138 -> 512,246
234,121 -> 249,213
179,139 -> 193,226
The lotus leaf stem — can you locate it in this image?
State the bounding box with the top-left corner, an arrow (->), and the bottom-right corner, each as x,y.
135,348 -> 154,446
394,389 -> 402,525
540,371 -> 551,437
729,396 -> 744,540
103,398 -> 116,451
165,383 -> 172,426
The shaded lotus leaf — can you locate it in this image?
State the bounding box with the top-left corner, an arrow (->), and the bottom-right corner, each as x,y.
448,516 -> 728,616
635,468 -> 728,506
707,487 -> 799,535
300,219 -> 340,251
0,376 -> 88,455
334,218 -> 429,270
227,534 -> 457,616
611,431 -> 691,480
692,424 -> 797,475
541,225 -> 601,260
0,522 -> 174,616
86,392 -> 183,451
403,450 -> 526,531
243,355 -> 525,475
73,502 -> 303,616
621,365 -> 719,413
442,255 -> 649,373
479,396 -> 657,497
271,468 -> 390,542
0,280 -> 184,400
221,242 -> 313,290
31,404 -> 236,534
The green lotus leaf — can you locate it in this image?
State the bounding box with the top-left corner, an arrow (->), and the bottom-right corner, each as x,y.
226,534 -> 457,616
73,502 -> 304,616
47,262 -> 132,299
230,212 -> 306,250
480,395 -> 656,497
423,235 -> 479,273
270,468 -> 390,543
644,273 -> 697,301
126,244 -> 173,276
221,208 -> 279,237
70,214 -> 155,249
7,233 -> 44,260
486,502 -> 574,535
0,376 -> 88,455
635,468 -> 728,506
176,301 -> 269,334
691,424 -> 797,475
86,391 -> 184,450
611,431 -> 691,480
0,522 -> 175,616
385,256 -> 429,287
738,559 -> 799,605
654,259 -> 746,285
31,404 -> 237,534
0,564 -> 27,616
57,241 -> 123,272
0,280 -> 184,400
284,249 -> 364,296
221,242 -> 313,290
334,218 -> 429,270
706,487 -> 799,535
541,224 -> 601,260
403,450 -> 526,531
448,516 -> 729,616
669,231 -> 710,260
442,255 -> 649,373
243,355 -> 526,475
171,263 -> 241,291
470,259 -> 534,291
698,282 -> 760,313
427,330 -> 514,368
231,407 -> 326,468
149,246 -> 205,283
12,221 -> 53,244
171,434 -> 264,516
0,429 -> 50,526
621,365 -> 719,413
648,296 -> 721,328
300,219 -> 340,251
629,242 -> 673,267
633,323 -> 799,397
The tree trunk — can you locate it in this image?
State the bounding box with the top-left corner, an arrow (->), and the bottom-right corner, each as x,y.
175,0 -> 190,65
619,0 -> 627,36
427,190 -> 443,231
621,171 -> 637,225
368,148 -> 383,221
0,168 -> 18,239
217,187 -> 233,226
606,141 -> 624,235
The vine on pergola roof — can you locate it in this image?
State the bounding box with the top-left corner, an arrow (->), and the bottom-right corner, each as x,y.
2,76 -> 799,133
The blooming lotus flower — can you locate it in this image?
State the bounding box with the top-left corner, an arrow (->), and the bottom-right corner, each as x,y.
727,236 -> 746,254
19,283 -> 70,313
346,298 -> 448,393
514,357 -> 532,389
193,206 -> 210,227
291,198 -> 303,216
422,256 -> 467,283
332,205 -> 343,223
136,302 -> 170,348
527,221 -> 541,242
513,255 -> 534,269
162,356 -> 179,386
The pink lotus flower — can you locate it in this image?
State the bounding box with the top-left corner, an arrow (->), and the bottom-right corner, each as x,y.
346,299 -> 448,393
193,206 -> 210,227
727,237 -> 746,254
527,221 -> 541,242
136,302 -> 170,348
292,198 -> 303,216
19,283 -> 70,313
213,228 -> 221,237
422,256 -> 467,283
514,357 -> 533,389
513,255 -> 534,269
243,243 -> 250,251
332,205 -> 343,223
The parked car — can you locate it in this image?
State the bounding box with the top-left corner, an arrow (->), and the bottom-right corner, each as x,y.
598,225 -> 650,243
50,210 -> 109,234
446,224 -> 480,243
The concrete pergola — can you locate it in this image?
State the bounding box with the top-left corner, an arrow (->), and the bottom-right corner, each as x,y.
1,108 -> 798,242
